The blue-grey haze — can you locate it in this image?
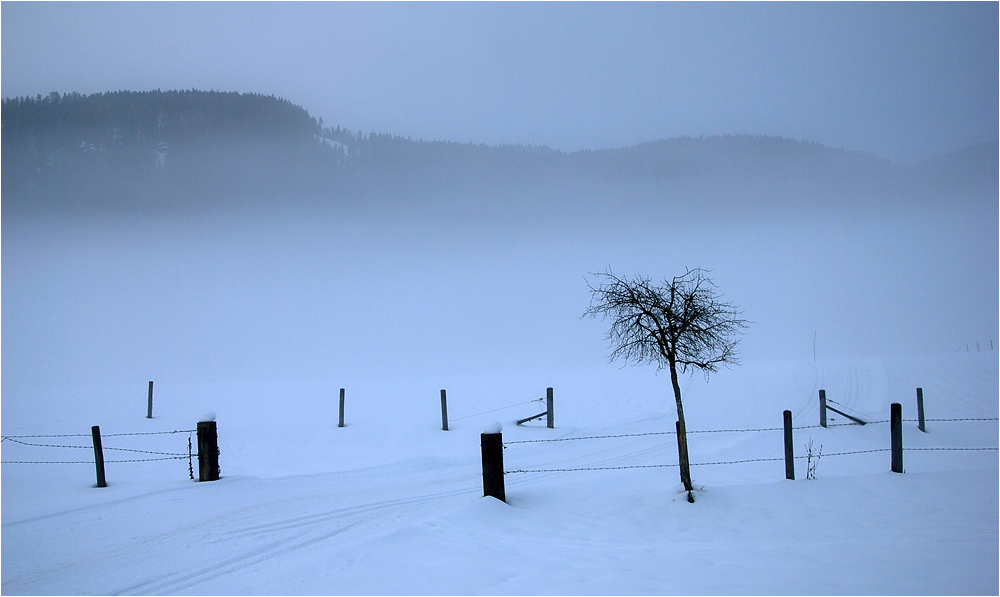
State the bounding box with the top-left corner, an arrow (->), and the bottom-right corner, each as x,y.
1,2 -> 996,396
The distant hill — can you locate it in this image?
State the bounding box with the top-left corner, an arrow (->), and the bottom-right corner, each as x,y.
2,90 -> 996,216
1,90 -> 342,213
910,140 -> 999,197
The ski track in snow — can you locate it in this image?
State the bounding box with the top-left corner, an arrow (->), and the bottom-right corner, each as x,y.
113,487 -> 477,595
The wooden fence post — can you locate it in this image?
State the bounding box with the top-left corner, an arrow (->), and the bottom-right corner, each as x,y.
891,403 -> 903,473
197,419 -> 220,481
441,389 -> 449,431
916,388 -> 926,433
819,390 -> 828,428
481,425 -> 505,502
147,381 -> 154,419
546,387 -> 554,429
91,425 -> 106,488
338,388 -> 345,428
676,420 -> 694,502
783,410 -> 795,480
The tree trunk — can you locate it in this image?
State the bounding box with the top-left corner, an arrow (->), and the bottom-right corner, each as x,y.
669,359 -> 694,493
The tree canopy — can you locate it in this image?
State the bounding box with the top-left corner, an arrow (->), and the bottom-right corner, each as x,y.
584,267 -> 749,377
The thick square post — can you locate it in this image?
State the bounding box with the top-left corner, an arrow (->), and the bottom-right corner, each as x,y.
147,381 -> 154,419
481,428 -> 505,502
197,420 -> 220,481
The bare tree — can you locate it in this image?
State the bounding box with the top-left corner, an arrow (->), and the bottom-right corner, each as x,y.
583,267 -> 750,502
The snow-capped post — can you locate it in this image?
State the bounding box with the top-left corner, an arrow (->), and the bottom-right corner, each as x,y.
546,387 -> 554,429
890,403 -> 903,473
91,425 -> 107,488
916,388 -> 926,433
481,423 -> 505,502
440,389 -> 449,431
338,388 -> 345,428
819,390 -> 828,428
783,410 -> 795,480
146,381 -> 154,419
197,414 -> 220,481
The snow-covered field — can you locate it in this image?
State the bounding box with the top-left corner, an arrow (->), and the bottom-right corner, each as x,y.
2,198 -> 997,594
2,353 -> 996,595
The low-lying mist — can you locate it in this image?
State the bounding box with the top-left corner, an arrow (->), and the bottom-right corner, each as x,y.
3,168 -> 996,403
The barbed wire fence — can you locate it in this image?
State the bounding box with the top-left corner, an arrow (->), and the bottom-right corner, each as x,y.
2,429 -> 197,476
448,397 -> 546,423
500,417 -> 998,475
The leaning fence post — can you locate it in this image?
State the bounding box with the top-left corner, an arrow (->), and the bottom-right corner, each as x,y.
147,381 -> 154,419
783,410 -> 795,480
440,389 -> 449,431
197,417 -> 220,481
546,387 -> 554,429
819,390 -> 828,428
338,388 -> 345,428
891,403 -> 903,473
916,388 -> 926,433
481,423 -> 505,502
91,425 -> 107,488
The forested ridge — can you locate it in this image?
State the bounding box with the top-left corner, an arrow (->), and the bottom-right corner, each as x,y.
2,89 -> 996,215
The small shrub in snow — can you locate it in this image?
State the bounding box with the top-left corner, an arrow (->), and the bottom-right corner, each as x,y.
805,438 -> 822,480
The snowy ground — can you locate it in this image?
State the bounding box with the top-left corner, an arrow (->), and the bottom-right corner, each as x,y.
3,352 -> 997,595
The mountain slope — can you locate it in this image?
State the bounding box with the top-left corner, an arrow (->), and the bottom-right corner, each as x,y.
3,89 -> 995,217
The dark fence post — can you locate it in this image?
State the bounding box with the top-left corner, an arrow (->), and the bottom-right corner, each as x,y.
481,426 -> 505,502
916,388 -> 926,432
676,420 -> 693,501
546,387 -> 554,429
147,381 -> 154,419
197,419 -> 220,481
440,389 -> 449,431
91,425 -> 106,488
891,403 -> 903,473
783,410 -> 795,480
338,388 -> 345,428
819,390 -> 828,428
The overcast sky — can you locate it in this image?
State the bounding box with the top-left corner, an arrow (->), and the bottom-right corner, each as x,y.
2,2 -> 997,164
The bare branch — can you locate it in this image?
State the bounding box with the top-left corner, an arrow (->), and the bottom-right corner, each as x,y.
583,267 -> 751,377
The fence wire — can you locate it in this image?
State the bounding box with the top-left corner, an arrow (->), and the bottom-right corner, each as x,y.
503,417 -> 998,446
504,446 -> 996,474
1,456 -> 189,464
2,429 -> 194,466
1,438 -> 92,449
503,415 -> 997,474
1,433 -> 90,439
103,430 -> 196,437
1,429 -> 196,440
450,398 -> 545,422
